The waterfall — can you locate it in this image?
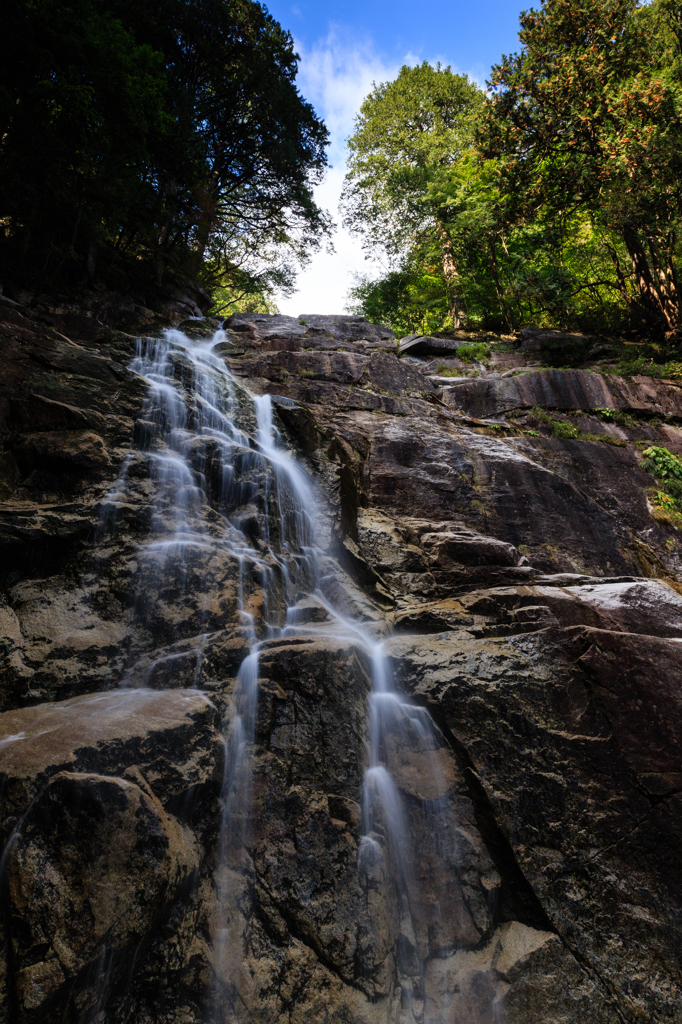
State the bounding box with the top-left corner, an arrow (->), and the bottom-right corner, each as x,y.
110,328 -> 468,1023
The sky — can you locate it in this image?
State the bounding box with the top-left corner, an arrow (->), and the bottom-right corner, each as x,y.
265,0 -> 527,316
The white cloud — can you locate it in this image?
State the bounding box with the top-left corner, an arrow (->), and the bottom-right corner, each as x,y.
276,32 -> 486,317
276,32 -> 400,316
287,167 -> 368,318
295,29 -> 400,165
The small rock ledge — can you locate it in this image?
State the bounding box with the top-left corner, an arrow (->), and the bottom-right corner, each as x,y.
1,307 -> 681,1024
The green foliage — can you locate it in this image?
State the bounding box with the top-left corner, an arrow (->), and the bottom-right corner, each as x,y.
550,419 -> 580,440
343,59 -> 638,334
530,407 -> 627,444
346,2 -> 682,340
456,343 -> 490,364
650,489 -> 682,527
595,407 -> 639,429
479,0 -> 682,336
342,62 -> 483,257
641,445 -> 682,480
642,442 -> 682,528
342,63 -> 484,327
0,0 -> 330,297
346,267 -> 453,336
208,276 -> 279,318
664,478 -> 682,499
615,355 -> 682,379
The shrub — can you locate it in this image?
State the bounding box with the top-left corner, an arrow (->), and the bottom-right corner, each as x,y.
456,342 -> 490,364
529,406 -> 627,445
641,446 -> 682,481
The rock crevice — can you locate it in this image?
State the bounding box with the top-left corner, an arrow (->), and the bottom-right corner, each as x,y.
1,308 -> 681,1024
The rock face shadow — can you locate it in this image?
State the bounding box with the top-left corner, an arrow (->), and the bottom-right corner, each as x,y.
1,309 -> 681,1024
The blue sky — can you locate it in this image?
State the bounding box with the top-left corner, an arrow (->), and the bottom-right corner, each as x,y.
264,0 -> 528,315
269,0 -> 525,104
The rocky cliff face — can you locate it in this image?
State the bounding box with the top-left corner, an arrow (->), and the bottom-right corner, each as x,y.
1,304 -> 681,1024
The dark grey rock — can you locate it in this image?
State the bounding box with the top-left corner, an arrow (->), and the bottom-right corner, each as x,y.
1,301 -> 682,1024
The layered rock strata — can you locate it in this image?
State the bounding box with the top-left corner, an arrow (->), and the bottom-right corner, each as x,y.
0,306 -> 681,1024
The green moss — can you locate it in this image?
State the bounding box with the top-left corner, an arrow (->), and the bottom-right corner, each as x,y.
456,342 -> 490,365
594,407 -> 638,430
614,357 -> 682,380
529,407 -> 626,445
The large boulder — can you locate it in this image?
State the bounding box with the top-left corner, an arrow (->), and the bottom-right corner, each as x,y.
0,688 -> 223,1023
440,367 -> 682,419
0,688 -> 223,824
387,626 -> 682,1023
458,577 -> 682,636
7,771 -> 198,1021
225,312 -> 395,348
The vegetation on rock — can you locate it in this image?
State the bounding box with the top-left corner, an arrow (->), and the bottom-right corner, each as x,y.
641,445 -> 682,482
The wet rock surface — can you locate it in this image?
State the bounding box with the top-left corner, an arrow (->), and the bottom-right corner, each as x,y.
387,625 -> 682,1021
1,306 -> 682,1024
441,365 -> 682,419
9,770 -> 199,1020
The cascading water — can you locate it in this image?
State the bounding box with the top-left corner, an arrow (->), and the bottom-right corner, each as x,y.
106,327 -> 474,1023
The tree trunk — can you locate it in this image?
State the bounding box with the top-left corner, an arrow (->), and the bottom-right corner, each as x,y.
194,147 -> 223,261
435,218 -> 464,328
156,178 -> 179,286
622,224 -> 678,330
489,236 -> 514,332
646,233 -> 679,329
82,238 -> 97,286
604,241 -> 634,309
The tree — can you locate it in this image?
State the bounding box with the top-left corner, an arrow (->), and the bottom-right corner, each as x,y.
342,71 -> 602,336
346,264 -> 456,337
342,63 -> 484,327
0,0 -> 330,298
479,0 -> 682,335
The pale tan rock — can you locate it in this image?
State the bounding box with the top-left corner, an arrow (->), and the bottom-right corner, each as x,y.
0,688 -> 223,818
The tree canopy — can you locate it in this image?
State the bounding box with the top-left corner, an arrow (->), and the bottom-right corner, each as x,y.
480,0 -> 682,332
345,1 -> 682,342
342,63 -> 483,326
0,0 -> 330,300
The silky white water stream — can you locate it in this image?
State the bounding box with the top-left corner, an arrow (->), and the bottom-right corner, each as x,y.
111,328 -> 463,1023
